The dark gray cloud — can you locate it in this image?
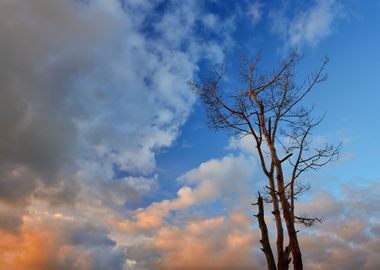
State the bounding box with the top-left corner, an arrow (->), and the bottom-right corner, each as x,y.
0,0 -> 228,212
0,1 -> 235,269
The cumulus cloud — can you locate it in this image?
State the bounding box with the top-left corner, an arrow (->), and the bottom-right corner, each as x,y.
0,0 -> 231,208
150,215 -> 259,270
130,155 -> 258,230
119,212 -> 260,270
120,153 -> 380,270
0,0 -> 236,268
296,180 -> 380,270
103,154 -> 263,269
270,0 -> 344,48
0,0 -> 233,207
109,151 -> 380,270
0,210 -> 125,270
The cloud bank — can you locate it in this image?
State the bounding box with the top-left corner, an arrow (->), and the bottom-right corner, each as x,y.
0,0 -> 235,269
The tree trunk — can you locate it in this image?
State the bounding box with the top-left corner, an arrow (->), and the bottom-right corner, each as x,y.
264,139 -> 303,269
276,168 -> 303,270
267,175 -> 286,270
281,209 -> 302,269
256,194 -> 277,270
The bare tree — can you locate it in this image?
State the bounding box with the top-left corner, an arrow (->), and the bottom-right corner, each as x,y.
188,50 -> 340,270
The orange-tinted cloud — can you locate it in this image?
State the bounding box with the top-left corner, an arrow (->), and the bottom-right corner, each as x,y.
150,215 -> 259,270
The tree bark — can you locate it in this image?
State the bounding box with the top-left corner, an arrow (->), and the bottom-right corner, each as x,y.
276,165 -> 303,270
256,194 -> 277,270
267,175 -> 286,270
264,130 -> 303,270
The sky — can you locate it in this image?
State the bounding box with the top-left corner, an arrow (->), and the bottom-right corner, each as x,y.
0,0 -> 379,269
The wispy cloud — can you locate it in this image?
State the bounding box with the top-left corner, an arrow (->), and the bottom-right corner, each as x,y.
248,1 -> 264,25
270,0 -> 344,48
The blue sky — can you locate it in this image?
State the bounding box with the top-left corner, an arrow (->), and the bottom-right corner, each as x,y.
158,0 -> 380,193
0,1 -> 379,270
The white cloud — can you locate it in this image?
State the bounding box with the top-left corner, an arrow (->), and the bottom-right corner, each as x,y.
228,135 -> 258,155
111,150 -> 380,269
108,153 -> 261,269
129,154 -> 258,229
270,0 -> 344,48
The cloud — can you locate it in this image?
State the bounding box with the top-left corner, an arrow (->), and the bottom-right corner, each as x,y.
150,215 -> 259,270
0,0 -> 239,269
104,154 -> 263,269
2,146 -> 380,269
130,154 -> 258,230
1,1 -> 378,270
270,0 -> 344,48
123,154 -> 380,270
0,0 -> 235,229
228,135 -> 258,155
0,210 -> 126,270
248,1 -> 264,25
121,213 -> 260,270
295,180 -> 380,270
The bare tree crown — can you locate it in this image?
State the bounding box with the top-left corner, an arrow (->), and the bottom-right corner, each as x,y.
189,50 -> 341,270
